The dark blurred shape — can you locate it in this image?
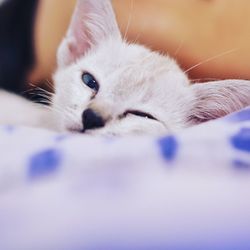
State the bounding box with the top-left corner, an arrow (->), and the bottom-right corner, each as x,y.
0,0 -> 38,94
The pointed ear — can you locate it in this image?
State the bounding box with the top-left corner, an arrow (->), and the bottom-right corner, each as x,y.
57,0 -> 121,68
188,80 -> 250,124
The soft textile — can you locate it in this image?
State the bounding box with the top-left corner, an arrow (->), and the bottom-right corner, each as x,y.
0,107 -> 250,249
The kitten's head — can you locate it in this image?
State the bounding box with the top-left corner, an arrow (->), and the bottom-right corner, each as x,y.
53,0 -> 250,136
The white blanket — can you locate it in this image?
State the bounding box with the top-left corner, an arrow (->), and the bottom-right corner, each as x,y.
0,107 -> 250,249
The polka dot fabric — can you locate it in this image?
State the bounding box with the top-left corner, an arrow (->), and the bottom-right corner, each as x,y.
0,107 -> 250,249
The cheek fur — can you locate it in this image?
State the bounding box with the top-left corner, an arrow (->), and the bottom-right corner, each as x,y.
52,67 -> 95,131
92,117 -> 167,136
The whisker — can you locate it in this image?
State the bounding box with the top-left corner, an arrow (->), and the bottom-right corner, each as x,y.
190,77 -> 220,83
132,31 -> 142,45
26,82 -> 54,96
184,48 -> 239,74
124,0 -> 134,42
44,79 -> 55,91
174,39 -> 184,56
23,83 -> 54,106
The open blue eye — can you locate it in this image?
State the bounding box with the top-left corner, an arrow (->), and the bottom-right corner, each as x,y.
82,73 -> 99,92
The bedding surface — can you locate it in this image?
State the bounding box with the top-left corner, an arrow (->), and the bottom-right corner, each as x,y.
0,107 -> 250,249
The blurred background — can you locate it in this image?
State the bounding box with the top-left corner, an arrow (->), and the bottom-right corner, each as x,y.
1,0 -> 250,96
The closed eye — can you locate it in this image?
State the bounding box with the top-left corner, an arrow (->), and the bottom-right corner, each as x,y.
123,110 -> 157,121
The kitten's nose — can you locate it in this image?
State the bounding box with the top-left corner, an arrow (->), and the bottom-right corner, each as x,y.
82,108 -> 105,131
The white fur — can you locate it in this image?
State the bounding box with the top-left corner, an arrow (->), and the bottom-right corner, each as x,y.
0,0 -> 250,136
0,91 -> 54,129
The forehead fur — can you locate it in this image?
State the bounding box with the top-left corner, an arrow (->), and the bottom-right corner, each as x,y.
79,38 -> 185,81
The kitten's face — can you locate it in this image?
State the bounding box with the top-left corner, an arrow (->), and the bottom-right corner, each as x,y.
52,0 -> 250,136
53,39 -> 191,135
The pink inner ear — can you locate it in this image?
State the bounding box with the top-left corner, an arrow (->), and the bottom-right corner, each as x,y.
57,2 -> 92,67
67,2 -> 93,53
57,0 -> 121,68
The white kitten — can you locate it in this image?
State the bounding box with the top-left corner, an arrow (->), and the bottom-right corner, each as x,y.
52,0 -> 250,135
0,0 -> 250,135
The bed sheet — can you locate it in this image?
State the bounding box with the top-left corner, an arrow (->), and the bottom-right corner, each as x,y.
0,107 -> 250,249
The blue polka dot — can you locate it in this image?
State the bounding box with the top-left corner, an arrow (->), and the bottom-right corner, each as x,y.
54,135 -> 68,142
233,160 -> 250,170
3,125 -> 15,133
231,128 -> 250,153
29,149 -> 62,179
227,108 -> 250,122
158,136 -> 178,161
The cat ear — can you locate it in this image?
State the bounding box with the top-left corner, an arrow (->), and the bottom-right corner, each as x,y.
188,80 -> 250,124
57,0 -> 121,68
